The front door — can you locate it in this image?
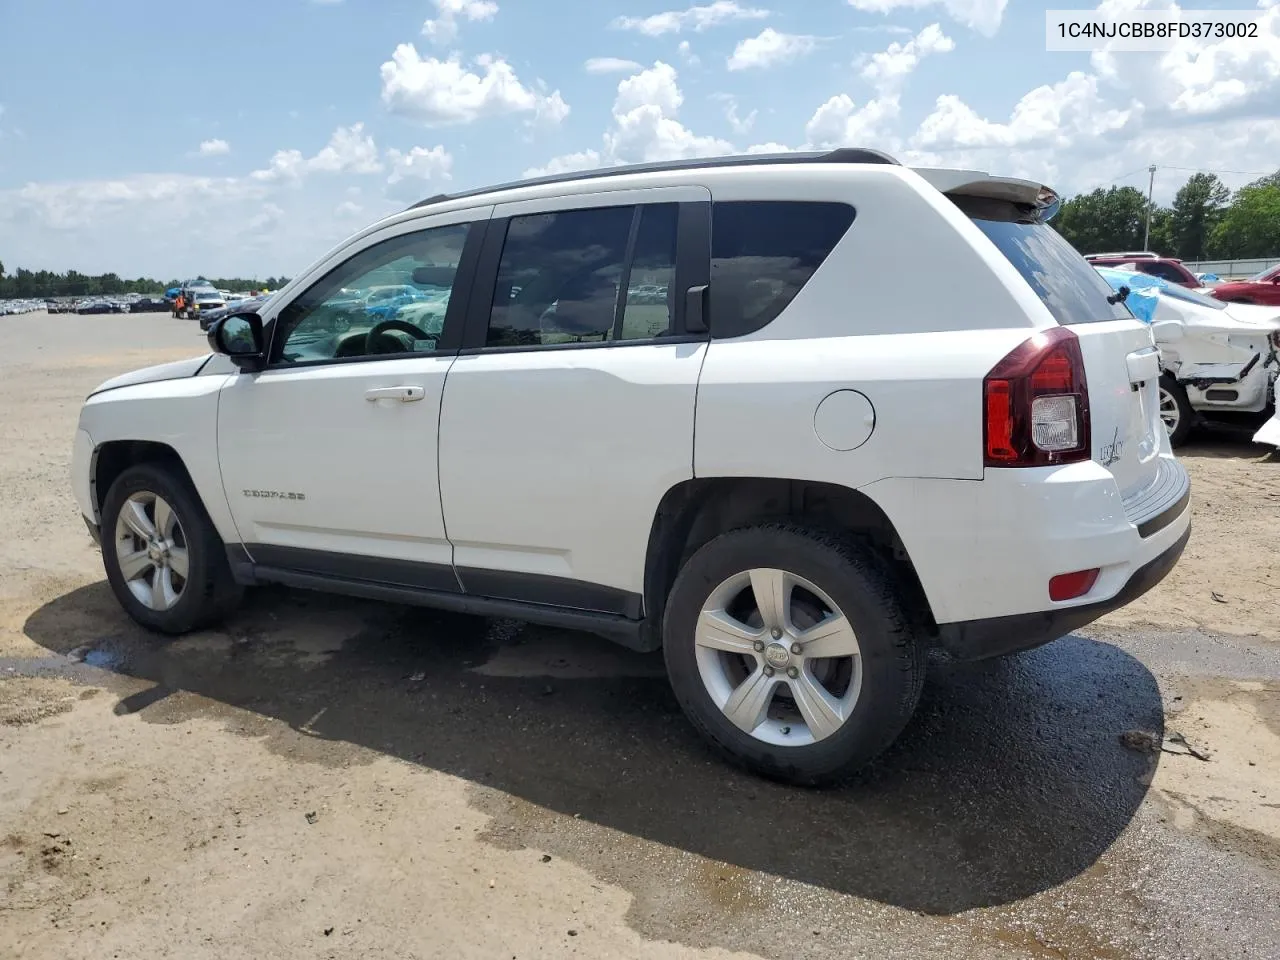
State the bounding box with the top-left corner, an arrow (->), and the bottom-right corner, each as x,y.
217,211 -> 486,590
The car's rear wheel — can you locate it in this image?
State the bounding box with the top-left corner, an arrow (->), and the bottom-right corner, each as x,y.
1159,373 -> 1194,447
663,523 -> 925,786
101,463 -> 243,634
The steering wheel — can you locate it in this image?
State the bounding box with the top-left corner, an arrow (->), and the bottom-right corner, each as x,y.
365,318 -> 433,355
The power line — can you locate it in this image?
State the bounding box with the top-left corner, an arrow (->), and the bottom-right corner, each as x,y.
1107,167 -> 1149,185
1156,163 -> 1275,178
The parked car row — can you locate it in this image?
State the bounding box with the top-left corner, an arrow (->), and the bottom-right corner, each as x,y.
0,299 -> 46,315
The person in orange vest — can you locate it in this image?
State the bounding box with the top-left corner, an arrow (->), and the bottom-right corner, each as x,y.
172,293 -> 186,318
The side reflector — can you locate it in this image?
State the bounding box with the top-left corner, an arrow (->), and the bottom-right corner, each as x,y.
1049,568 -> 1100,602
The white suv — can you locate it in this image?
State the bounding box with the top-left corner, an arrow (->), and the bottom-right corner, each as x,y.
71,150 -> 1190,785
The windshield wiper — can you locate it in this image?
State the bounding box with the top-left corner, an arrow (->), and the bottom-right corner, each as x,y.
1106,284 -> 1131,306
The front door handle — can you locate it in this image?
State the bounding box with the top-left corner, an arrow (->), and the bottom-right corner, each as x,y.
365,386 -> 425,403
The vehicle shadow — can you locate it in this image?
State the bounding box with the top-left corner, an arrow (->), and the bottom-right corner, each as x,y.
1177,431 -> 1275,460
23,581 -> 1164,916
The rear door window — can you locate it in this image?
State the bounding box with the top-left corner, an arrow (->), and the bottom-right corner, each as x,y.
955,196 -> 1133,325
710,201 -> 855,338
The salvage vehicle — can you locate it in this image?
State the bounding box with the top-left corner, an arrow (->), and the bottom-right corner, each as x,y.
1095,266 -> 1279,446
1207,263 -> 1280,307
70,150 -> 1190,785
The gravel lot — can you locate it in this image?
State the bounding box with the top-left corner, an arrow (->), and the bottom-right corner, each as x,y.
2,311 -> 1278,960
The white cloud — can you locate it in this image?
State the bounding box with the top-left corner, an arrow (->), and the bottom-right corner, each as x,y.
422,0 -> 499,46
386,145 -> 454,183
251,149 -> 306,182
744,141 -> 798,154
845,0 -> 1007,36
198,138 -> 230,157
615,61 -> 685,115
380,45 -> 569,126
912,72 -> 1141,151
727,28 -> 818,71
250,124 -> 383,181
1089,0 -> 1280,120
523,150 -> 605,178
805,93 -> 904,149
714,94 -> 758,134
308,123 -> 383,174
605,62 -> 734,162
335,200 -> 363,217
678,40 -> 701,66
613,2 -> 769,36
528,61 -> 733,173
860,22 -> 953,94
585,57 -> 643,74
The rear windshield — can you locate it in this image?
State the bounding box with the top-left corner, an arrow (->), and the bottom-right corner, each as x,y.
954,195 -> 1133,325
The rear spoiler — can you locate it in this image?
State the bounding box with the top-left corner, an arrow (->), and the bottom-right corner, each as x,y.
914,168 -> 1062,222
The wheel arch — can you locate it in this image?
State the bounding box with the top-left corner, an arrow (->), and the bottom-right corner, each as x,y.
642,477 -> 937,648
92,440 -> 198,523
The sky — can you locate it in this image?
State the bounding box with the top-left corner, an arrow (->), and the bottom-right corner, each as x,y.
0,0 -> 1277,279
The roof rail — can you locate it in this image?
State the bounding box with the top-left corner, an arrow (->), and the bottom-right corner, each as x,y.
406,147 -> 900,212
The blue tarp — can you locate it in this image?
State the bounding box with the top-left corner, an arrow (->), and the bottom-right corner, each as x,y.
1093,266 -> 1162,324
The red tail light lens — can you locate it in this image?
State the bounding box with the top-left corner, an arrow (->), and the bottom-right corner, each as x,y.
984,326 -> 1091,468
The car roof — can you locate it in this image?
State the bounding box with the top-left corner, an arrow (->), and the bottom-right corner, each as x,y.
403,148 -> 1057,217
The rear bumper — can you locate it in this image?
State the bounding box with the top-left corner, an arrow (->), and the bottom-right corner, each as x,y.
936,522 -> 1189,660
861,454 -> 1191,638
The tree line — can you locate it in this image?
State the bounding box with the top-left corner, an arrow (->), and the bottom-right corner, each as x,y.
1054,169 -> 1280,261
0,263 -> 292,300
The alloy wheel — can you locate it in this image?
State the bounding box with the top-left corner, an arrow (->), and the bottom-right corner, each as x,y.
113,491 -> 189,611
694,568 -> 862,747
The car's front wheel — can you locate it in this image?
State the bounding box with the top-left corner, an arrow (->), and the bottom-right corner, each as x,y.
1159,373 -> 1194,447
662,523 -> 926,786
101,463 -> 243,634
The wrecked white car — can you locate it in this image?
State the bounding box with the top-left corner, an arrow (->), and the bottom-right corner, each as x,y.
1095,266 -> 1280,447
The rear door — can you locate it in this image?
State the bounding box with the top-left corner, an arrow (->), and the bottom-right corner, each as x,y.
437,186 -> 711,613
964,208 -> 1167,500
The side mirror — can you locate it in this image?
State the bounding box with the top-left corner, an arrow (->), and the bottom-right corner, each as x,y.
208,312 -> 266,371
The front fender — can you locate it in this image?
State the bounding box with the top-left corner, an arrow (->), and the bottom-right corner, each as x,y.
76,372 -> 240,543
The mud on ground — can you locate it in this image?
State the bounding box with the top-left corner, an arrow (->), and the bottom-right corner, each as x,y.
1,312 -> 1278,960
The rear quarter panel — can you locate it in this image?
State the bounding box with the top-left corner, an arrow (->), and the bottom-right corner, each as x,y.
695,165 -> 1052,485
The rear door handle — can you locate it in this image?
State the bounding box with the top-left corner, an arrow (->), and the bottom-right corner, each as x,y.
365,386 -> 425,403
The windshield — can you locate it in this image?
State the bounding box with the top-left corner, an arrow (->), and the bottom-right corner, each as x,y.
1249,265 -> 1280,282
955,196 -> 1133,325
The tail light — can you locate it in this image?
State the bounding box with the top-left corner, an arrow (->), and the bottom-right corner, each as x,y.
984,326 -> 1091,467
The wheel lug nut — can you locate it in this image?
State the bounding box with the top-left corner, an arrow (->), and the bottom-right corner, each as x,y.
771,628 -> 782,640
763,666 -> 775,678
786,667 -> 799,679
790,643 -> 802,655
753,640 -> 765,652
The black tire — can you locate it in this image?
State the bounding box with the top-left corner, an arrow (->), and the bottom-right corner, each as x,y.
662,523 -> 926,787
1159,373 -> 1194,447
101,462 -> 243,634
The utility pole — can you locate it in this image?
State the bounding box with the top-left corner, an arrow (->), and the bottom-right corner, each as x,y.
1143,164 -> 1157,252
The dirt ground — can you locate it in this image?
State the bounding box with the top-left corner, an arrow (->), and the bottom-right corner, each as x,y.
1,311 -> 1278,960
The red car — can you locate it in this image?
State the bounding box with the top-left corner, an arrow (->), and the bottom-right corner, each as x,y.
1083,253 -> 1202,288
1207,263 -> 1280,306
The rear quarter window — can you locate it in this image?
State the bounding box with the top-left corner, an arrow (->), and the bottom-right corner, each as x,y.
953,195 -> 1133,325
710,200 -> 855,338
